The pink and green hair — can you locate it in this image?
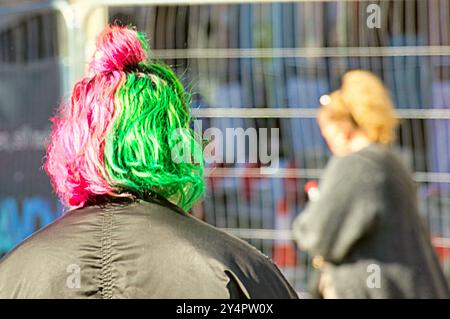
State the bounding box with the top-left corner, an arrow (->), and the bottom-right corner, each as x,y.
45,25 -> 205,211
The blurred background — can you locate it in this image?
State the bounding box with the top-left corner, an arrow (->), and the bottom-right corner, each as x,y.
0,0 -> 449,292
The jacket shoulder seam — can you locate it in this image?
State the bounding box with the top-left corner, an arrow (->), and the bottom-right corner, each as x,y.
100,209 -> 114,298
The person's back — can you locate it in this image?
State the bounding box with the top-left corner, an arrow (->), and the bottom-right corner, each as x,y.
0,25 -> 297,299
0,195 -> 297,298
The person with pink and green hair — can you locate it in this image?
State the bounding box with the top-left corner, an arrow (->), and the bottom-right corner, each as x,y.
45,25 -> 204,211
0,25 -> 297,299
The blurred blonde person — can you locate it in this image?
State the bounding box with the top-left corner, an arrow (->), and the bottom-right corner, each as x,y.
293,70 -> 450,299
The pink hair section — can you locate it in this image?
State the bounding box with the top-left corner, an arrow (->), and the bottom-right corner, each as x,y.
89,25 -> 148,74
45,72 -> 125,207
45,25 -> 148,208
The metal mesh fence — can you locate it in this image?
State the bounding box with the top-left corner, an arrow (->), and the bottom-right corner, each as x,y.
0,6 -> 64,253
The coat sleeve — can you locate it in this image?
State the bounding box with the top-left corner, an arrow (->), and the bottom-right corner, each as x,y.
292,154 -> 383,263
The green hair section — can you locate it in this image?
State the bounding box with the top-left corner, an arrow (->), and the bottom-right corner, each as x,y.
104,62 -> 205,211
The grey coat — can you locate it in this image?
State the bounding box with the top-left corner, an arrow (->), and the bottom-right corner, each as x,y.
293,143 -> 450,298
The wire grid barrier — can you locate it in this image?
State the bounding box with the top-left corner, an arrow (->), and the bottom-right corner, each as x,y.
0,6 -> 65,254
1,0 -> 450,291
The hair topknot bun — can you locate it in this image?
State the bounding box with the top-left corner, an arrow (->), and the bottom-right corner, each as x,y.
89,25 -> 148,73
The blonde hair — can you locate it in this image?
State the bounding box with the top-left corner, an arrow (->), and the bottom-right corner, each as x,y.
318,70 -> 398,145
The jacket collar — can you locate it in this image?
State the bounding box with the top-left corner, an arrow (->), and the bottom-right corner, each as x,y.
83,190 -> 187,216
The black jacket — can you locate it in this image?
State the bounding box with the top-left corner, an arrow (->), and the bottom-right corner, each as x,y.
0,194 -> 297,298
